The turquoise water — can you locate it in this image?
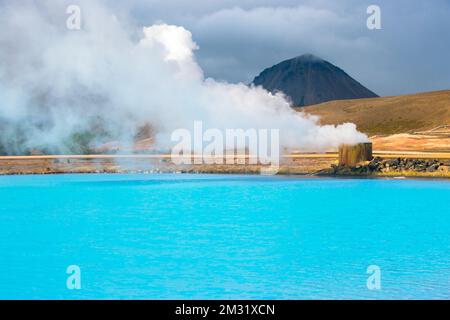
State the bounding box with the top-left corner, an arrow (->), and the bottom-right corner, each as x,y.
0,174 -> 449,299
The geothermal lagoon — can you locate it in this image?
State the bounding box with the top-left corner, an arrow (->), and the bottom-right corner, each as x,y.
0,174 -> 449,299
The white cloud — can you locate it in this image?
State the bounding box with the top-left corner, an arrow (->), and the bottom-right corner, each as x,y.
119,0 -> 450,96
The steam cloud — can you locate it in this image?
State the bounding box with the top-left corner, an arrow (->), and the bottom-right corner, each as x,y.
0,0 -> 368,155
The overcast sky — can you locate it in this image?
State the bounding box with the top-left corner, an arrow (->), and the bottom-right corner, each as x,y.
46,0 -> 450,96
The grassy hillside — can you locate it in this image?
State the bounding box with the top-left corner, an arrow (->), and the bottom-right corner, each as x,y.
301,90 -> 450,136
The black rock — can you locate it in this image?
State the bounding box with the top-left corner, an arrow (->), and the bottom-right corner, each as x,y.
252,54 -> 378,106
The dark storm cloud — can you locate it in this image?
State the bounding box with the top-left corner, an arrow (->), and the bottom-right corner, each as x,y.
104,0 -> 450,95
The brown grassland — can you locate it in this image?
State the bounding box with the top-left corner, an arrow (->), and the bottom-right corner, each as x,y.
302,90 -> 450,136
302,90 -> 450,153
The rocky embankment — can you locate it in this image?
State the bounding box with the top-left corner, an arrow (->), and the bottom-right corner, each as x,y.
1,155 -> 449,177
322,157 -> 450,177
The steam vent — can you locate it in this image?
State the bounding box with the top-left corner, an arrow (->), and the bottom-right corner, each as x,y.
339,142 -> 373,166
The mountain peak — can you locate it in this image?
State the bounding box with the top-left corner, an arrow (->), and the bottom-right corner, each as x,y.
293,53 -> 323,62
253,54 -> 378,106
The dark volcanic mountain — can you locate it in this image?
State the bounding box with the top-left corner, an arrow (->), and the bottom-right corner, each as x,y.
252,54 -> 378,107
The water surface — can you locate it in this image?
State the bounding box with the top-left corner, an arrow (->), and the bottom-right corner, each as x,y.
0,174 -> 449,299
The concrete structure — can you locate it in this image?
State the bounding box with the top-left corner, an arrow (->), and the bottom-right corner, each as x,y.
339,142 -> 373,166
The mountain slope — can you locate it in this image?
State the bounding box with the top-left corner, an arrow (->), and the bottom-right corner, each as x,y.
253,54 -> 378,106
302,90 -> 450,136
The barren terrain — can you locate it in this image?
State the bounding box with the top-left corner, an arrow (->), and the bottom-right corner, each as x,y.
302,89 -> 450,152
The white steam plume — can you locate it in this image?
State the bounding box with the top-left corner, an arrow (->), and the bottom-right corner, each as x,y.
0,0 -> 367,155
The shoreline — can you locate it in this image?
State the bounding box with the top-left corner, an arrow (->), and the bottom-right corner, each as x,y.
1,153 -> 450,179
2,171 -> 450,181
